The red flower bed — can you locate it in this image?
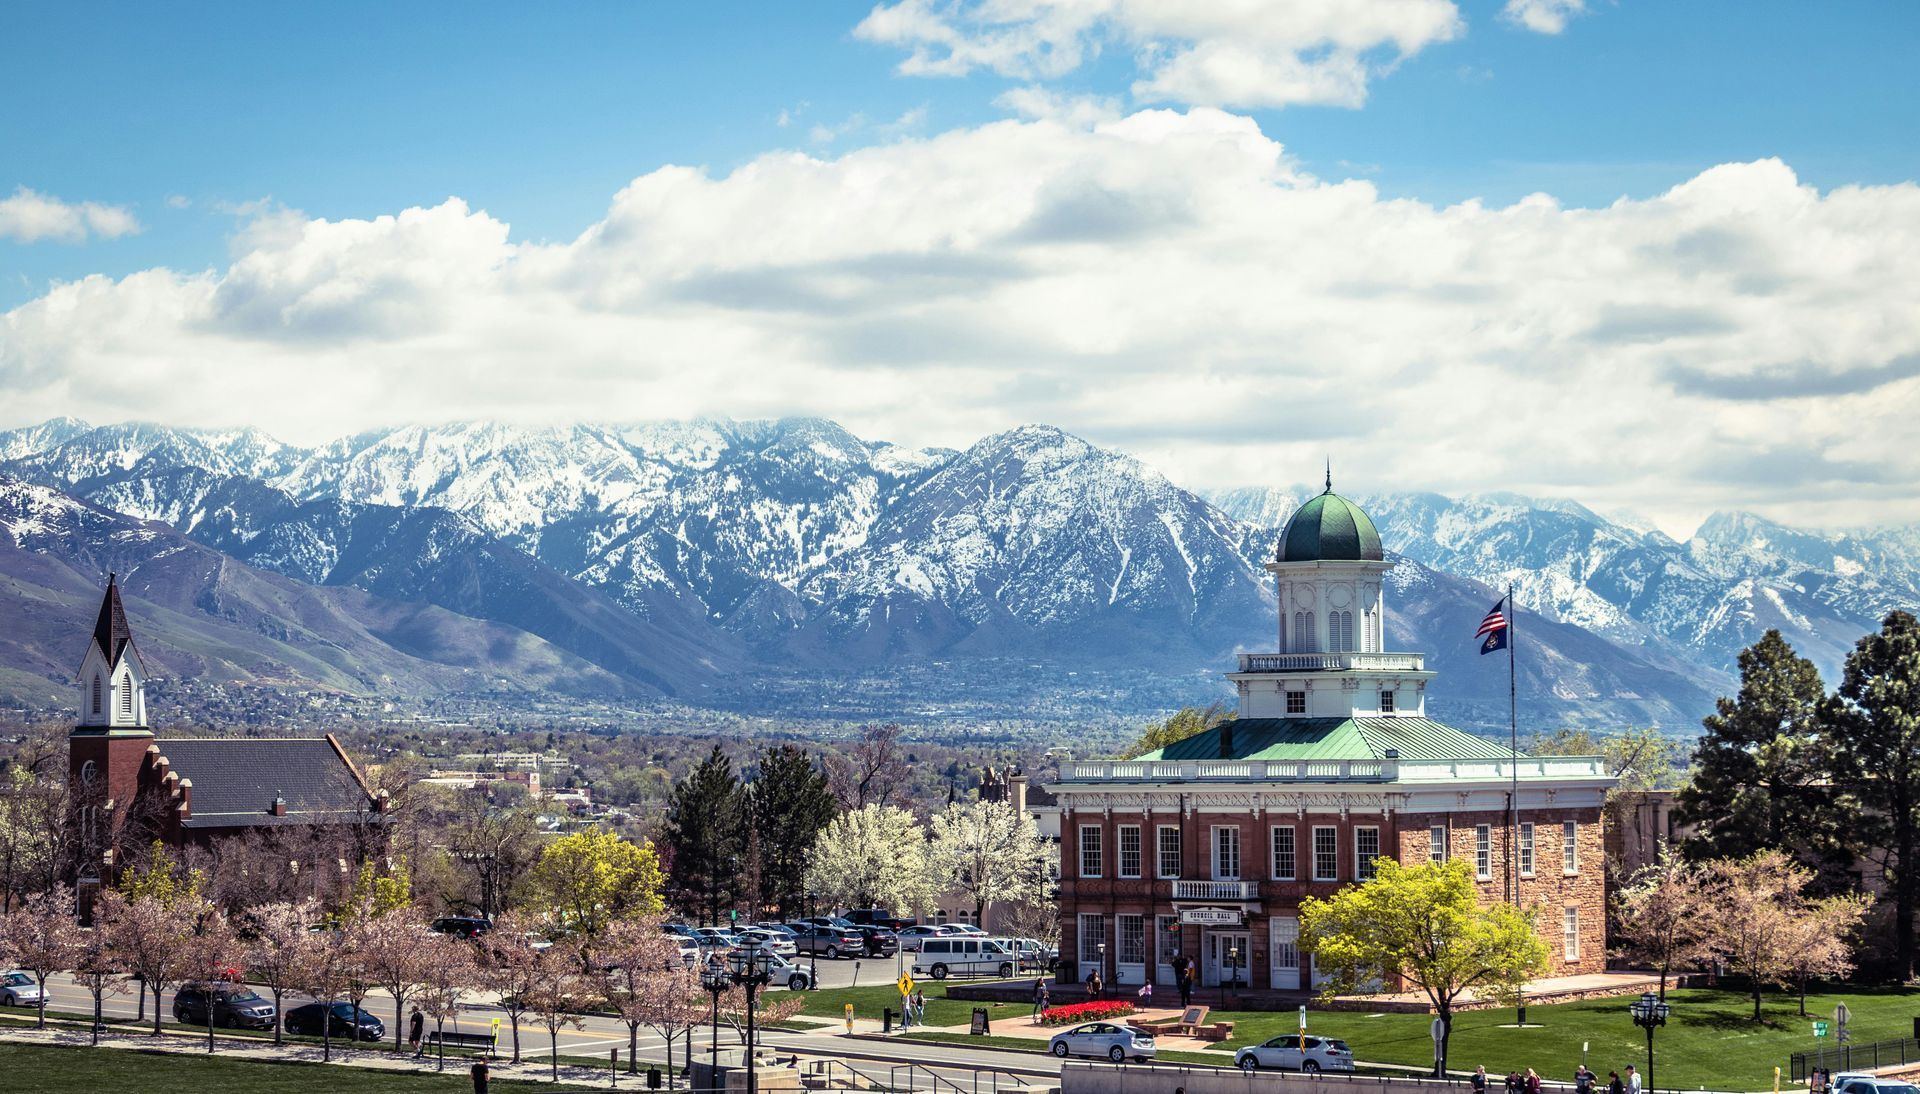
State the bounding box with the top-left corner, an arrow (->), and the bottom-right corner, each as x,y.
1040,1000 -> 1136,1026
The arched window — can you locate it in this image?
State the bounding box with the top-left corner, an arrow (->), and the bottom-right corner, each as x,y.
118,673 -> 133,719
1330,611 -> 1351,651
1304,612 -> 1317,652
1277,611 -> 1287,651
91,674 -> 102,715
1292,612 -> 1305,652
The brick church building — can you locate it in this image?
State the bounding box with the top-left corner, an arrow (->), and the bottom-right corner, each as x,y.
70,575 -> 387,896
1046,479 -> 1613,993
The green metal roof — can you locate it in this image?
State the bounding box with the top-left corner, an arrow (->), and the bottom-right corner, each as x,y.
1137,718 -> 1518,763
1279,490 -> 1384,563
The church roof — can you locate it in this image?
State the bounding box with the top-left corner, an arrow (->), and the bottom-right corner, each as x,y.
154,736 -> 378,829
89,573 -> 142,671
1135,717 -> 1517,763
1279,486 -> 1384,563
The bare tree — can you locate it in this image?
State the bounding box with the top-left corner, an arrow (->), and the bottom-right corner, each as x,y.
1784,891 -> 1874,1015
1702,849 -> 1867,1020
72,921 -> 121,1046
0,884 -> 83,1028
298,928 -> 356,1063
825,723 -> 909,810
1612,843 -> 1714,999
524,945 -> 591,1083
97,889 -> 200,1035
240,899 -> 321,1045
594,914 -> 699,1074
414,934 -> 479,1070
358,906 -> 431,1051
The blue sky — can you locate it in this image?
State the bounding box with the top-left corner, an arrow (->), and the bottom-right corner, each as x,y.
7,2 -> 1915,306
2,1 -> 1917,532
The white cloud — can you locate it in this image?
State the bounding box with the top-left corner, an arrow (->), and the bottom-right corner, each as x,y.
1503,0 -> 1587,34
854,0 -> 1464,108
166,194 -> 193,210
2,110 -> 1916,530
0,187 -> 141,243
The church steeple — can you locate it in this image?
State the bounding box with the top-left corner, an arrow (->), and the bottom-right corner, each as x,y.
76,574 -> 148,731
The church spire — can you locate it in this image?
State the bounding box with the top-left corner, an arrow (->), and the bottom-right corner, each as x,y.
1324,459 -> 1332,494
90,572 -> 137,670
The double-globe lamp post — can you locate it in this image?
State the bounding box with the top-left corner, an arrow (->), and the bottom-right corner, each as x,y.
1629,991 -> 1670,1094
805,889 -> 820,991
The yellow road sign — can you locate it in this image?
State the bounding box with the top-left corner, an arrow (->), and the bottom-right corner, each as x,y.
898,974 -> 914,996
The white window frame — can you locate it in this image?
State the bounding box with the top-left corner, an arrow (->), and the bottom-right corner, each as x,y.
1519,821 -> 1536,878
1428,824 -> 1447,864
1355,826 -> 1381,881
1286,690 -> 1307,715
1156,825 -> 1182,879
1474,824 -> 1492,880
1563,820 -> 1579,875
1379,689 -> 1395,714
1079,914 -> 1105,964
1313,826 -> 1339,882
1079,824 -> 1103,878
1118,824 -> 1142,879
1213,825 -> 1241,881
118,672 -> 133,718
1563,907 -> 1580,960
1271,825 -> 1296,881
1117,914 -> 1146,966
91,674 -> 102,715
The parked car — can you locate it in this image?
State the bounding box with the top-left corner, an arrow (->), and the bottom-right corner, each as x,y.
429,916 -> 492,940
0,971 -> 43,1007
948,924 -> 988,936
1006,938 -> 1056,969
795,915 -> 860,932
1234,1034 -> 1357,1074
1835,1078 -> 1919,1094
896,924 -> 960,952
173,983 -> 278,1030
663,922 -> 699,939
792,924 -> 863,959
668,935 -> 700,967
284,1001 -> 386,1041
759,953 -> 816,991
691,927 -> 741,955
732,927 -> 798,958
853,925 -> 899,956
844,908 -> 909,930
1049,1022 -> 1156,1063
910,936 -> 1020,980
753,923 -> 800,940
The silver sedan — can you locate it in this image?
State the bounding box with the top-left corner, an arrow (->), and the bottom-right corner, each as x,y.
1048,1021 -> 1156,1063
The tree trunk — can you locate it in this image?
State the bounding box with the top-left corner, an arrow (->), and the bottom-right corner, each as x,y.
35,976 -> 45,1029
272,990 -> 283,1045
1752,981 -> 1762,1021
629,1025 -> 640,1073
1657,966 -> 1667,1001
152,983 -> 163,1035
550,1035 -> 559,1082
1798,974 -> 1808,1017
394,995 -> 404,1051
1897,790 -> 1917,981
1435,1006 -> 1451,1078
510,1014 -> 522,1063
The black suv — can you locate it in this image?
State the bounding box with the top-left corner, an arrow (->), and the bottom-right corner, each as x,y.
429,916 -> 493,939
854,925 -> 900,956
173,983 -> 277,1030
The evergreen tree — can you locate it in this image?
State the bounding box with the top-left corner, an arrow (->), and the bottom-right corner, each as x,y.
1676,630 -> 1833,863
1825,610 -> 1920,978
661,746 -> 746,925
1119,702 -> 1230,759
747,744 -> 835,919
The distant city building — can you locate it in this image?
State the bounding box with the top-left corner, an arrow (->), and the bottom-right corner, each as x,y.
1044,481 -> 1615,993
420,768 -> 544,796
68,576 -> 387,905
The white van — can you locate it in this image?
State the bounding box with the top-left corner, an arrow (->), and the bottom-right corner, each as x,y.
910,936 -> 1020,980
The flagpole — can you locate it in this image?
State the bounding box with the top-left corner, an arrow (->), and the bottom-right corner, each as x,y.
1507,582 -> 1519,906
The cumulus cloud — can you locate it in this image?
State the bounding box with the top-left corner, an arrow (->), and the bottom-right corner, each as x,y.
1503,0 -> 1588,34
854,0 -> 1463,109
1,111 -> 1916,530
0,187 -> 141,243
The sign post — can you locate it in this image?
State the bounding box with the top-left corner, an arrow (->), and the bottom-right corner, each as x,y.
1431,1016 -> 1445,1075
844,1003 -> 854,1036
1299,1004 -> 1307,1052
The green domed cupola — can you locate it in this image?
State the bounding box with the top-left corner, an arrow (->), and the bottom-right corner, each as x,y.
1279,472 -> 1383,563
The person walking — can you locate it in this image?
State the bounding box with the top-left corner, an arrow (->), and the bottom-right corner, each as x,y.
1625,1065 -> 1642,1094
408,1007 -> 425,1056
1032,978 -> 1051,1024
1574,1064 -> 1595,1094
1607,1072 -> 1625,1094
1471,1066 -> 1488,1094
910,988 -> 926,1027
1178,964 -> 1195,1009
469,1058 -> 489,1094
1526,1068 -> 1543,1094
1504,1069 -> 1523,1094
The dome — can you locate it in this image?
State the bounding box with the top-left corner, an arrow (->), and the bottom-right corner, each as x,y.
1279,485 -> 1384,562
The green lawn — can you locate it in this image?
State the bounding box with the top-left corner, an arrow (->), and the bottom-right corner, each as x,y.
798,982 -> 1920,1090
0,1041 -> 596,1092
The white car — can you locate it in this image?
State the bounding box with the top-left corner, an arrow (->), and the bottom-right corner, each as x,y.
1835,1078 -> 1919,1094
758,953 -> 815,991
1049,1022 -> 1156,1063
1234,1034 -> 1356,1074
669,936 -> 700,967
0,971 -> 42,1007
896,924 -> 960,952
733,928 -> 798,958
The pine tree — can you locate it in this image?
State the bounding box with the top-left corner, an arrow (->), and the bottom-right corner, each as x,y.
1825,610 -> 1920,978
661,746 -> 746,925
747,744 -> 836,919
1676,630 -> 1833,863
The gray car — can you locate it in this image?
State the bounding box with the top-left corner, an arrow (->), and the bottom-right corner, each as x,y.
1048,1021 -> 1156,1063
0,971 -> 42,1007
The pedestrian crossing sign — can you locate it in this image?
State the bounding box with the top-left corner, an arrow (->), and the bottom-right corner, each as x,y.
898,974 -> 915,996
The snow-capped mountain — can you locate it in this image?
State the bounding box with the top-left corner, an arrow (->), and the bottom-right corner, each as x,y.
1,415 -> 1908,729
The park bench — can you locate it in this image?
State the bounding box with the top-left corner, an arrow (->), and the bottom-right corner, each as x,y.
426,1029 -> 497,1055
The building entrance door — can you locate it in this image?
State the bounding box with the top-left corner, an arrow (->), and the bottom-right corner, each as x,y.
1203,930 -> 1250,988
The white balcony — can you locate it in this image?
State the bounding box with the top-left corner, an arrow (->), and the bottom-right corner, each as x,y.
1059,759 -> 1391,783
1172,880 -> 1259,902
1234,651 -> 1425,674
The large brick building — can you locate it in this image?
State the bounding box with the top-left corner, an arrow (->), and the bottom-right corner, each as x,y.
1046,480 -> 1613,993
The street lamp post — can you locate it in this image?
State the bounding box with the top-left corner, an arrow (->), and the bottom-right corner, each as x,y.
1629,991 -> 1670,1094
1096,942 -> 1107,995
700,962 -> 728,1081
806,890 -> 820,991
729,949 -> 776,1094
1228,944 -> 1241,993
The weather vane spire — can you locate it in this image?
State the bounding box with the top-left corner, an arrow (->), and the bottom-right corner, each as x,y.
1325,458 -> 1332,494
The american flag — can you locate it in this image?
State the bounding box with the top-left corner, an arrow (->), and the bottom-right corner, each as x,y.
1476,598 -> 1509,655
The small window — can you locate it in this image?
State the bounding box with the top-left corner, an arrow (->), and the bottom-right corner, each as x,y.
1079,825 -> 1104,878
1272,826 -> 1296,880
1475,825 -> 1492,880
1428,824 -> 1447,864
1379,690 -> 1395,714
1157,825 -> 1182,879
1313,826 -> 1338,881
1355,826 -> 1381,881
1563,821 -> 1579,874
91,674 -> 102,715
1118,825 -> 1142,879
1563,907 -> 1580,960
1286,691 -> 1307,715
118,673 -> 133,718
1520,822 -> 1535,877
